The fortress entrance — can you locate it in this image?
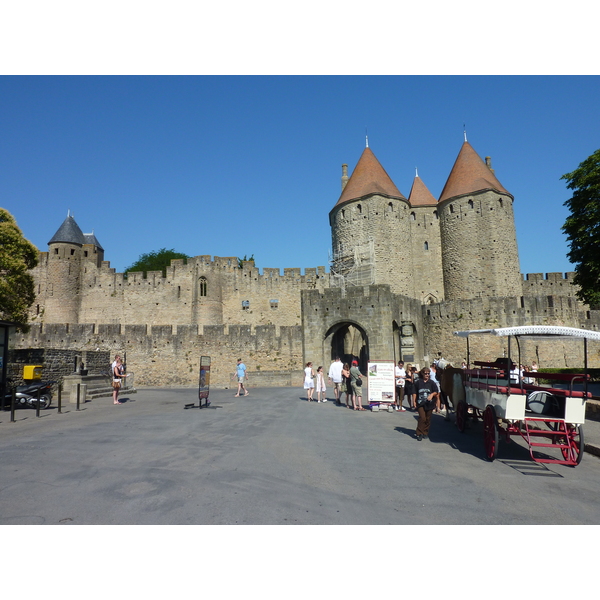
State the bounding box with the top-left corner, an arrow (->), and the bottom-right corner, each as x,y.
325,322 -> 369,373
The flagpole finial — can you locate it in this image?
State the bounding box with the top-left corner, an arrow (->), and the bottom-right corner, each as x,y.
365,128 -> 369,148
463,124 -> 467,142
415,167 -> 419,177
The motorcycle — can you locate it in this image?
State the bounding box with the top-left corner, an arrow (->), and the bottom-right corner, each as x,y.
2,380 -> 56,410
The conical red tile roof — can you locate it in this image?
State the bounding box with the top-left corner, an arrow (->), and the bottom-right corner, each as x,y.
439,141 -> 512,202
333,147 -> 406,209
408,175 -> 437,207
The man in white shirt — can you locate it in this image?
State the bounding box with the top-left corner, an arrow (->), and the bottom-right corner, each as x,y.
328,357 -> 344,404
394,360 -> 407,411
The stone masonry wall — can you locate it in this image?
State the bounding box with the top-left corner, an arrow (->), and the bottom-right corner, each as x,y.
29,253 -> 330,330
410,206 -> 444,304
12,322 -> 304,388
7,348 -> 110,386
330,196 -> 416,298
422,295 -> 600,369
439,190 -> 522,300
521,272 -> 581,299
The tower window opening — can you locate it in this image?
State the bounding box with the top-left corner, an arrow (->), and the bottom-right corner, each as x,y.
433,210 -> 438,219
388,202 -> 393,212
449,204 -> 454,214
242,300 -> 250,310
424,241 -> 429,251
410,212 -> 416,221
498,198 -> 503,207
468,200 -> 474,209
70,249 -> 75,255
199,276 -> 207,297
357,204 -> 362,214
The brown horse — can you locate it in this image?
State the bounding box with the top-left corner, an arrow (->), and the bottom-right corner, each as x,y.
438,363 -> 466,422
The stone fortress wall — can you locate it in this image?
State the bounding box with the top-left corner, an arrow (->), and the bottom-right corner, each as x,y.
14,268 -> 600,388
15,138 -> 600,387
31,250 -> 330,330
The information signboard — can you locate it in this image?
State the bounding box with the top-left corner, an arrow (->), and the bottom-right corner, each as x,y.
367,360 -> 395,405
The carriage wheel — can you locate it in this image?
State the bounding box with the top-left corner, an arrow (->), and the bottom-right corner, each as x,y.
483,405 -> 499,461
559,424 -> 585,466
456,401 -> 467,432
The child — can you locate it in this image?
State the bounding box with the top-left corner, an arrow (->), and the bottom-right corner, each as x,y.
315,366 -> 327,402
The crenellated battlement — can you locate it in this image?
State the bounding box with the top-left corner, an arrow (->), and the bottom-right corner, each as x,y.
523,272 -> 576,282
521,272 -> 579,297
14,321 -> 304,387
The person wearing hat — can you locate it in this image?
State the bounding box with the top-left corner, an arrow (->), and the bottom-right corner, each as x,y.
350,359 -> 366,411
414,367 -> 439,441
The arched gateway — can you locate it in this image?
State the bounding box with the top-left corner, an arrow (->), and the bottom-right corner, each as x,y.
325,322 -> 369,372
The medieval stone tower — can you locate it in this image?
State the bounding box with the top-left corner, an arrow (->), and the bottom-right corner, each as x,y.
438,140 -> 521,300
329,138 -> 521,304
42,214 -> 104,324
329,145 -> 416,298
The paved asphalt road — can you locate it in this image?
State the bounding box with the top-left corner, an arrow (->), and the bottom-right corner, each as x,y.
1,386 -> 600,525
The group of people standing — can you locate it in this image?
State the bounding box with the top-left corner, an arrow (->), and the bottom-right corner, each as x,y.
303,357 -> 366,411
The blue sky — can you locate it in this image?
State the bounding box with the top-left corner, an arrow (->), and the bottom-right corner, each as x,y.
2,75 -> 599,277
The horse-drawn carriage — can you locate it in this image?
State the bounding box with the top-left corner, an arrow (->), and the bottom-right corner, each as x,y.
451,326 -> 600,466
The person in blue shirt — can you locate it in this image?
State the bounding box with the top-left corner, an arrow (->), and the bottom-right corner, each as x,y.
235,358 -> 249,397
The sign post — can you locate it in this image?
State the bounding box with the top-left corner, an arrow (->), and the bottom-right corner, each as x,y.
198,355 -> 211,408
367,360 -> 395,412
185,355 -> 214,409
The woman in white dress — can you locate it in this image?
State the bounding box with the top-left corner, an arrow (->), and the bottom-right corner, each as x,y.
315,366 -> 327,402
304,362 -> 315,402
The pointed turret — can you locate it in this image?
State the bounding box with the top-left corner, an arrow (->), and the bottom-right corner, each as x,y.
329,146 -> 414,297
48,214 -> 86,246
438,140 -> 521,300
408,173 -> 437,207
439,141 -> 511,203
46,213 -> 86,323
332,147 -> 406,209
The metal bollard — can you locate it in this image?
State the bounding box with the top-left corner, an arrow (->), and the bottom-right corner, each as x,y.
11,388 -> 16,423
76,383 -> 81,411
58,383 -> 62,414
36,388 -> 41,417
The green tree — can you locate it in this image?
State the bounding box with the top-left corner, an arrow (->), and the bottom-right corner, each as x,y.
562,148 -> 600,308
124,248 -> 190,278
0,208 -> 39,329
237,254 -> 255,268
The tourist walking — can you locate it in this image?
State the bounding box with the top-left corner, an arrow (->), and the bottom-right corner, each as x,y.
328,356 -> 344,404
235,358 -> 249,397
394,360 -> 407,411
414,367 -> 439,441
304,362 -> 316,401
315,366 -> 327,402
350,360 -> 366,411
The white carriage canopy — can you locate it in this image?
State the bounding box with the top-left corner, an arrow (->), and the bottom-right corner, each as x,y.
453,326 -> 600,341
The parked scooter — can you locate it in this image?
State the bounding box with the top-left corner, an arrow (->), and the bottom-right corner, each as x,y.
3,379 -> 56,410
